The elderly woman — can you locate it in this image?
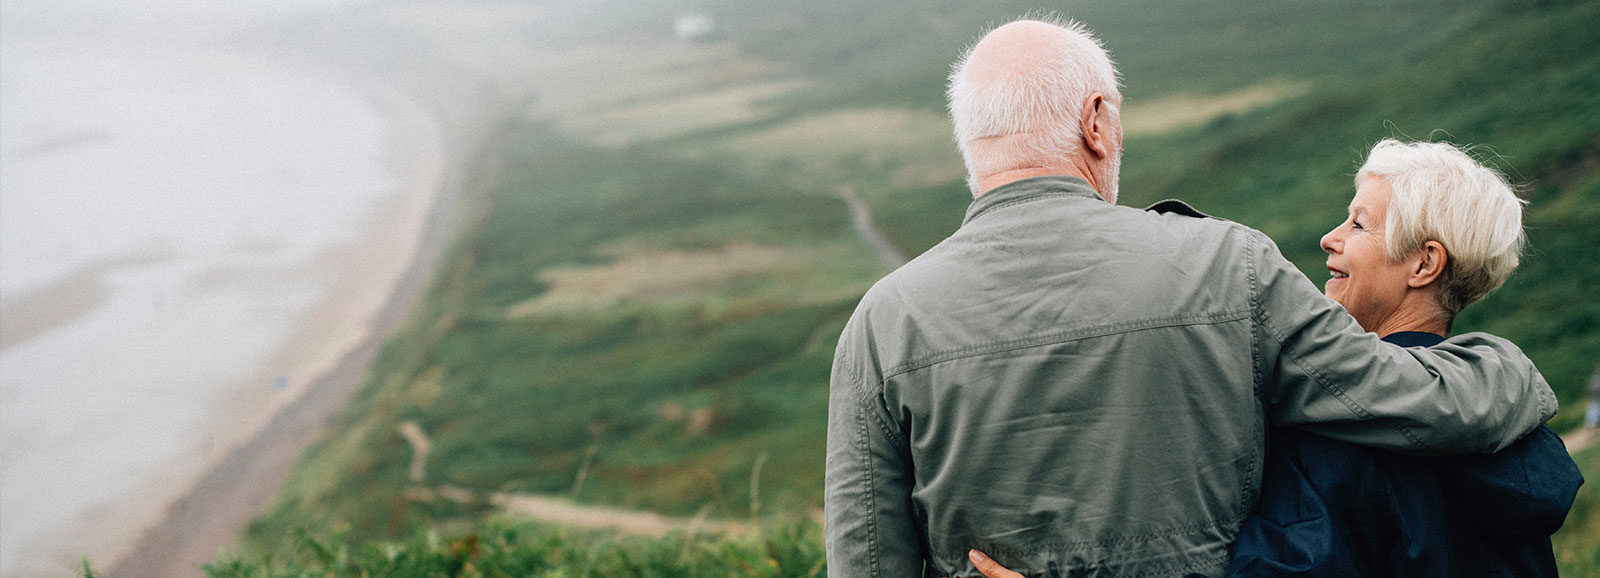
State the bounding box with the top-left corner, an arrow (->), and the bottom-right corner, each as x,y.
963,140 -> 1583,577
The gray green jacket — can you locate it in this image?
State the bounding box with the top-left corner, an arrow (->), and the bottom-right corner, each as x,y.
824,176 -> 1556,578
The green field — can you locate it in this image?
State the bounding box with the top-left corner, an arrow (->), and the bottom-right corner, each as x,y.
222,0 -> 1600,575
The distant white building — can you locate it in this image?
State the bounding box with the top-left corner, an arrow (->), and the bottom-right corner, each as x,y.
674,12 -> 715,42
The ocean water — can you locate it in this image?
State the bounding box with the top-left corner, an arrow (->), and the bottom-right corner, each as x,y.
0,5 -> 407,575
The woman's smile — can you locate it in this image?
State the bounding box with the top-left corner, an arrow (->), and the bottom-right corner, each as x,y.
1319,178 -> 1414,331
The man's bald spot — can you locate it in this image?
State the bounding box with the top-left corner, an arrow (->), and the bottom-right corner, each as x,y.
963,20 -> 1077,92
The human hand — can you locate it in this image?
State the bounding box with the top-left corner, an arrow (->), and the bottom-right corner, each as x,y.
965,549 -> 1023,578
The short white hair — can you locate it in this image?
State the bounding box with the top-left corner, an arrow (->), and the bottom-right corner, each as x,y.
947,17 -> 1121,194
1359,139 -> 1527,315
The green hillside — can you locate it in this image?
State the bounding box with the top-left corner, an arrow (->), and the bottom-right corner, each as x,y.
228,0 -> 1600,575
1114,0 -> 1600,420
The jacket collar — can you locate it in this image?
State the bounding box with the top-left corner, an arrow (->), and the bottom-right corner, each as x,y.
1381,331 -> 1446,347
962,175 -> 1106,226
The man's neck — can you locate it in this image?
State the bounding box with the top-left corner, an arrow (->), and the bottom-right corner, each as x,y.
978,166 -> 1102,199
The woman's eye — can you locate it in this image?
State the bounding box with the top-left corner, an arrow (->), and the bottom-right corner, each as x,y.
1352,220 -> 1365,230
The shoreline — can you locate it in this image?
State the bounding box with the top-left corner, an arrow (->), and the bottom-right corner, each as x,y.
0,32 -> 477,577
0,5 -> 530,575
100,59 -> 511,578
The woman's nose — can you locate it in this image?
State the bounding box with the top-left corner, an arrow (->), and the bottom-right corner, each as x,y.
1321,227 -> 1340,254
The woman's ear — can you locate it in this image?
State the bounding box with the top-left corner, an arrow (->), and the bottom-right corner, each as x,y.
1408,240 -> 1448,288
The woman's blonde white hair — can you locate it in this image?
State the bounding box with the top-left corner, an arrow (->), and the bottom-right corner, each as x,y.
946,17 -> 1121,195
1359,139 -> 1527,315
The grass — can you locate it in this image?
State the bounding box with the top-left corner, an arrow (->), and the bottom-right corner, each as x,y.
1111,0 -> 1600,427
209,524 -> 824,578
243,124 -> 881,551
1553,440 -> 1600,574
170,438 -> 1599,578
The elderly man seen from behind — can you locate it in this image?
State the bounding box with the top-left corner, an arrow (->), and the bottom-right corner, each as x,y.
823,18 -> 1557,577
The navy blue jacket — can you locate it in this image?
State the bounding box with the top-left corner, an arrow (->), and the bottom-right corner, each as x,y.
1224,331 -> 1584,577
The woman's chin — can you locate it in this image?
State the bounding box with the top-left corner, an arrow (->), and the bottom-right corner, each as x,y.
1324,291 -> 1354,313
1323,281 -> 1344,301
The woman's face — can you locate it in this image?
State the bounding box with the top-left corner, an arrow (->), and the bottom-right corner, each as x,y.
1320,178 -> 1415,331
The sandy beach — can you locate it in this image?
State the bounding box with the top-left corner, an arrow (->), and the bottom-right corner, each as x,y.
0,4 -> 517,577
97,51 -> 521,578
97,84 -> 464,578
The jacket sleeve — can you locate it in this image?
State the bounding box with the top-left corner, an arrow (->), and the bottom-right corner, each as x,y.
825,333 -> 927,577
1436,424 -> 1584,538
1245,229 -> 1557,455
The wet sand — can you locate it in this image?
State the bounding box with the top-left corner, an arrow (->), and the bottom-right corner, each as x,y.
0,256 -> 146,350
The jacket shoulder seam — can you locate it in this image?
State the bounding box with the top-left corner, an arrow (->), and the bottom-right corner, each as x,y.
883,309 -> 1252,381
839,345 -> 909,450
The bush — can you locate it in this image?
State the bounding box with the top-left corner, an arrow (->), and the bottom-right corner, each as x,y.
209,524 -> 826,578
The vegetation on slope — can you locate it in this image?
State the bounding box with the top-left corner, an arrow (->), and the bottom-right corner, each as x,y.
211,525 -> 825,578
1554,441 -> 1600,572
1112,0 -> 1600,423
230,0 -> 1599,575
197,444 -> 1600,577
246,125 -> 880,547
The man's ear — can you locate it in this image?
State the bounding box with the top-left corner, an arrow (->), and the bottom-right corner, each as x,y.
1408,240 -> 1448,288
1079,92 -> 1114,160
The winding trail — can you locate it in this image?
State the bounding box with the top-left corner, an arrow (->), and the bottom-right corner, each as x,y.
459,183 -> 906,536
489,492 -> 751,537
413,482 -> 755,538
1562,427 -> 1597,454
399,421 -> 433,483
398,421 -> 751,537
838,185 -> 909,269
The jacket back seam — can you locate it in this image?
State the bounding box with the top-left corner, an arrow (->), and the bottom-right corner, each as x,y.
987,515 -> 1245,555
883,310 -> 1252,382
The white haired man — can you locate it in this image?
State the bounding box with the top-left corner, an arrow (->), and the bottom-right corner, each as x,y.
823,19 -> 1558,577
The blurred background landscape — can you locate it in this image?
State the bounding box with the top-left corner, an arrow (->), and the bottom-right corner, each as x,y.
2,0 -> 1596,576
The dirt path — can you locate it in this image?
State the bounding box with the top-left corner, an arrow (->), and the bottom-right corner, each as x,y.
1562,427 -> 1598,454
399,420 -> 749,538
399,421 -> 433,483
405,477 -> 754,538
486,491 -> 751,537
838,185 -> 908,269
476,427 -> 1597,540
